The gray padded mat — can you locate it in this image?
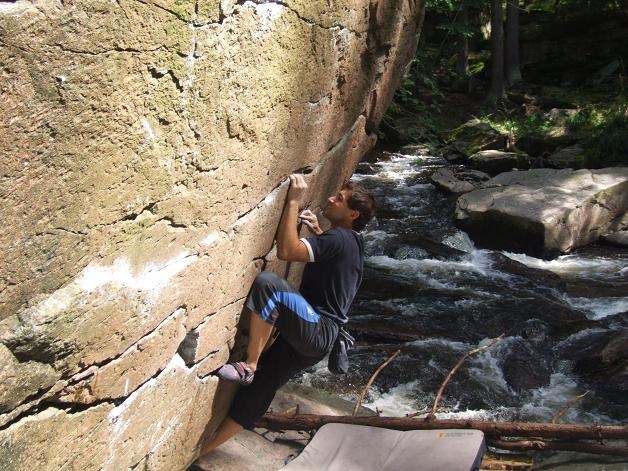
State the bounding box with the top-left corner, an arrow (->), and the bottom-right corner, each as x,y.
281,423 -> 485,471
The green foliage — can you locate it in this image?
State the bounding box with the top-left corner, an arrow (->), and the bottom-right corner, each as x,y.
525,0 -> 626,13
566,107 -> 606,133
468,59 -> 485,76
578,105 -> 628,166
426,0 -> 457,12
381,0 -> 628,169
479,112 -> 553,138
382,45 -> 447,143
478,102 -> 628,167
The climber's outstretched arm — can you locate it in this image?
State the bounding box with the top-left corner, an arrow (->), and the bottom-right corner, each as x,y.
276,174 -> 311,262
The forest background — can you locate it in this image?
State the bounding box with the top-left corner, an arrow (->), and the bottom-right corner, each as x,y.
382,0 -> 627,169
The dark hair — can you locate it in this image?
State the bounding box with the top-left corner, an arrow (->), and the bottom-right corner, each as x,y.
342,180 -> 376,232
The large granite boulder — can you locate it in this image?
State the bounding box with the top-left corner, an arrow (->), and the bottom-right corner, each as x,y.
429,167 -> 490,194
546,144 -> 589,169
443,119 -> 508,162
514,134 -> 575,158
0,0 -> 425,469
455,168 -> 628,256
603,230 -> 628,247
468,150 -> 531,175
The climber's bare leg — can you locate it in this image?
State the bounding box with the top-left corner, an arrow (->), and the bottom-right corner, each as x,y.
245,311 -> 274,372
198,416 -> 243,456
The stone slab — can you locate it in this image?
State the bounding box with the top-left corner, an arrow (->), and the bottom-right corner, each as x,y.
0,345 -> 61,414
455,168 -> 628,255
179,302 -> 243,366
57,308 -> 187,403
0,403 -> 114,470
191,428 -> 302,471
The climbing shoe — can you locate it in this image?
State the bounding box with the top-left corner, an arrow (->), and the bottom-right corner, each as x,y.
216,361 -> 255,386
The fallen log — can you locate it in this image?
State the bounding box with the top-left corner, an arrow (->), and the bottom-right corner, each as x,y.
257,412 -> 628,441
488,439 -> 628,457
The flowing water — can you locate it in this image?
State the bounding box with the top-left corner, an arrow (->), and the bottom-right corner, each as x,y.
295,150 -> 628,426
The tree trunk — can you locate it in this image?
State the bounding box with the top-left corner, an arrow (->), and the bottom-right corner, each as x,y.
456,0 -> 469,78
505,0 -> 522,86
258,413 -> 628,441
489,0 -> 505,100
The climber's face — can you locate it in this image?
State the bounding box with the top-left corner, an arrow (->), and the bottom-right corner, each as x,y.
323,189 -> 359,226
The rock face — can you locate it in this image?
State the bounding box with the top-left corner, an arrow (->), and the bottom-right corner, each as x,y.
455,168 -> 628,256
0,1 -> 425,469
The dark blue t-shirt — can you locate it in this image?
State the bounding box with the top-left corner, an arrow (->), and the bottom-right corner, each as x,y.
299,227 -> 364,324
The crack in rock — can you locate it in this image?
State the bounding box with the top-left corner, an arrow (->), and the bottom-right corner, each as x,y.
91,201 -> 158,229
50,43 -> 165,56
148,66 -> 184,92
134,0 -> 190,22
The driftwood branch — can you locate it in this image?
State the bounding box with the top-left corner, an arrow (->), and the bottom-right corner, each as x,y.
257,413 -> 628,441
552,391 -> 590,424
488,438 -> 628,457
353,350 -> 401,416
405,408 -> 430,418
480,456 -> 532,470
429,334 -> 504,418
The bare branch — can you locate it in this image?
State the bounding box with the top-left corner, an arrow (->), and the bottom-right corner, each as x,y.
428,334 -> 504,418
353,349 -> 401,416
480,455 -> 533,470
552,391 -> 590,424
405,408 -> 430,418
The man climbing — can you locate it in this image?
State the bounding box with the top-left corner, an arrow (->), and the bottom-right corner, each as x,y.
198,173 -> 375,456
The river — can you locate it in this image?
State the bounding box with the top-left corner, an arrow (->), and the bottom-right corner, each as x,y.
295,149 -> 628,428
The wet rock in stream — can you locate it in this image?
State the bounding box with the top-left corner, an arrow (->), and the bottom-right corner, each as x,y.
487,252 -> 567,291
429,167 -> 491,194
500,337 -> 553,392
455,168 -> 628,257
572,329 -> 628,406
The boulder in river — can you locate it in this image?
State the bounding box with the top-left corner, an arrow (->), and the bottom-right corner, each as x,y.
501,337 -> 552,392
546,144 -> 588,169
468,150 -> 531,175
429,168 -> 490,194
454,168 -> 628,256
443,119 -> 508,162
602,230 -> 628,247
355,162 -> 379,175
574,330 -> 628,407
513,134 -> 575,158
487,253 -> 566,291
399,143 -> 432,156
